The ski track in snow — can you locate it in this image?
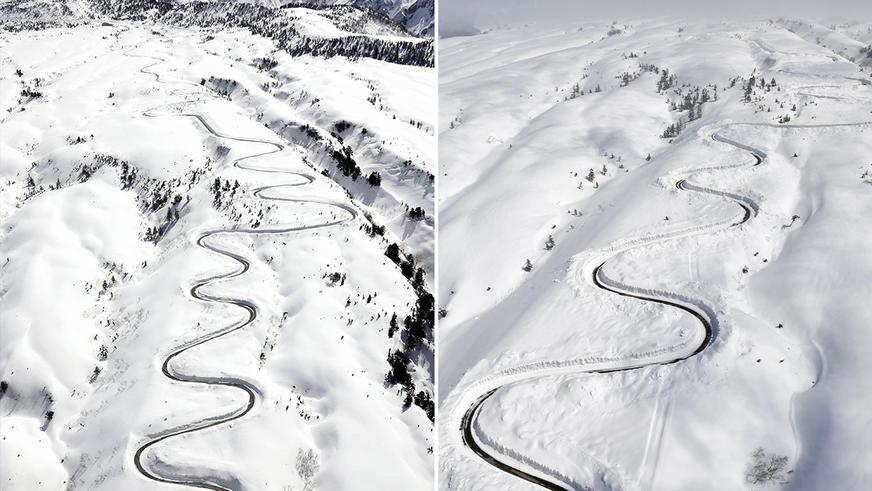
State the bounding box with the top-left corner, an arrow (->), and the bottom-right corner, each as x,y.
125,47 -> 356,490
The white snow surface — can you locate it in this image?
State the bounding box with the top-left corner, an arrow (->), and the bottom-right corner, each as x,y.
438,19 -> 872,491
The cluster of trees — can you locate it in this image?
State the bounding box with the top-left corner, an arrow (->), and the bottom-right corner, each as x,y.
211,177 -> 240,208
407,206 -> 426,220
19,87 -> 43,100
360,211 -> 386,236
331,145 -> 363,180
326,271 -> 346,286
655,69 -> 677,92
654,70 -> 717,138
661,120 -> 685,139
145,193 -> 185,243
300,124 -> 322,142
413,390 -> 434,422
566,82 -> 584,100
98,272 -> 119,296
385,349 -> 413,386
100,0 -> 437,67
383,291 -> 434,420
205,76 -> 239,98
332,120 -> 353,134
0,4 -> 81,32
523,229 -> 561,272
253,56 -> 278,71
383,242 -> 434,421
118,161 -> 138,189
618,71 -> 641,87
87,0 -> 174,21
283,34 -> 432,67
731,74 -> 778,103
586,168 -> 597,182
670,85 -> 714,121
385,243 -> 425,288
23,174 -> 42,199
367,171 -> 381,186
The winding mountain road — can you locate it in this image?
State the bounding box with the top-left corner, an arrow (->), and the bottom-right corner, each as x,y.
126,48 -> 356,490
457,130 -> 765,490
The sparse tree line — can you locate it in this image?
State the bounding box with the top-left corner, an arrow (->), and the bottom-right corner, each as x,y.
646,65 -> 718,139
360,210 -> 386,237
332,145 -> 364,181
253,56 -> 278,71
88,0 -> 433,67
730,73 -> 799,123
0,0 -> 80,31
95,153 -> 206,243
383,241 -> 434,422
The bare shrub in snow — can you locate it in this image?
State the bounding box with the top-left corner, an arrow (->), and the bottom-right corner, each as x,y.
296,448 -> 320,490
745,447 -> 790,486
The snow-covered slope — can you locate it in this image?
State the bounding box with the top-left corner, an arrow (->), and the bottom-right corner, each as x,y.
85,0 -> 434,66
1,5 -> 433,490
438,19 -> 872,490
278,0 -> 434,37
183,0 -> 434,37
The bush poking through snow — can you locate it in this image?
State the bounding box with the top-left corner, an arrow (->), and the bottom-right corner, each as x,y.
295,448 -> 320,490
745,447 -> 790,486
545,235 -> 555,251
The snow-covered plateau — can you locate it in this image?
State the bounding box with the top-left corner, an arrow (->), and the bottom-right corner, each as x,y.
0,1 -> 434,489
438,18 -> 872,491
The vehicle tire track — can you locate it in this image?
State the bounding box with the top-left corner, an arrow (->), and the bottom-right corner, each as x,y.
126,48 -> 356,490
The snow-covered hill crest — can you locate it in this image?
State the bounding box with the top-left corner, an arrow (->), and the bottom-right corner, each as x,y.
0,0 -> 434,66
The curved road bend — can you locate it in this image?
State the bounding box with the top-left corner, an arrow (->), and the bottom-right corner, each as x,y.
126,50 -> 356,490
459,132 -> 765,490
